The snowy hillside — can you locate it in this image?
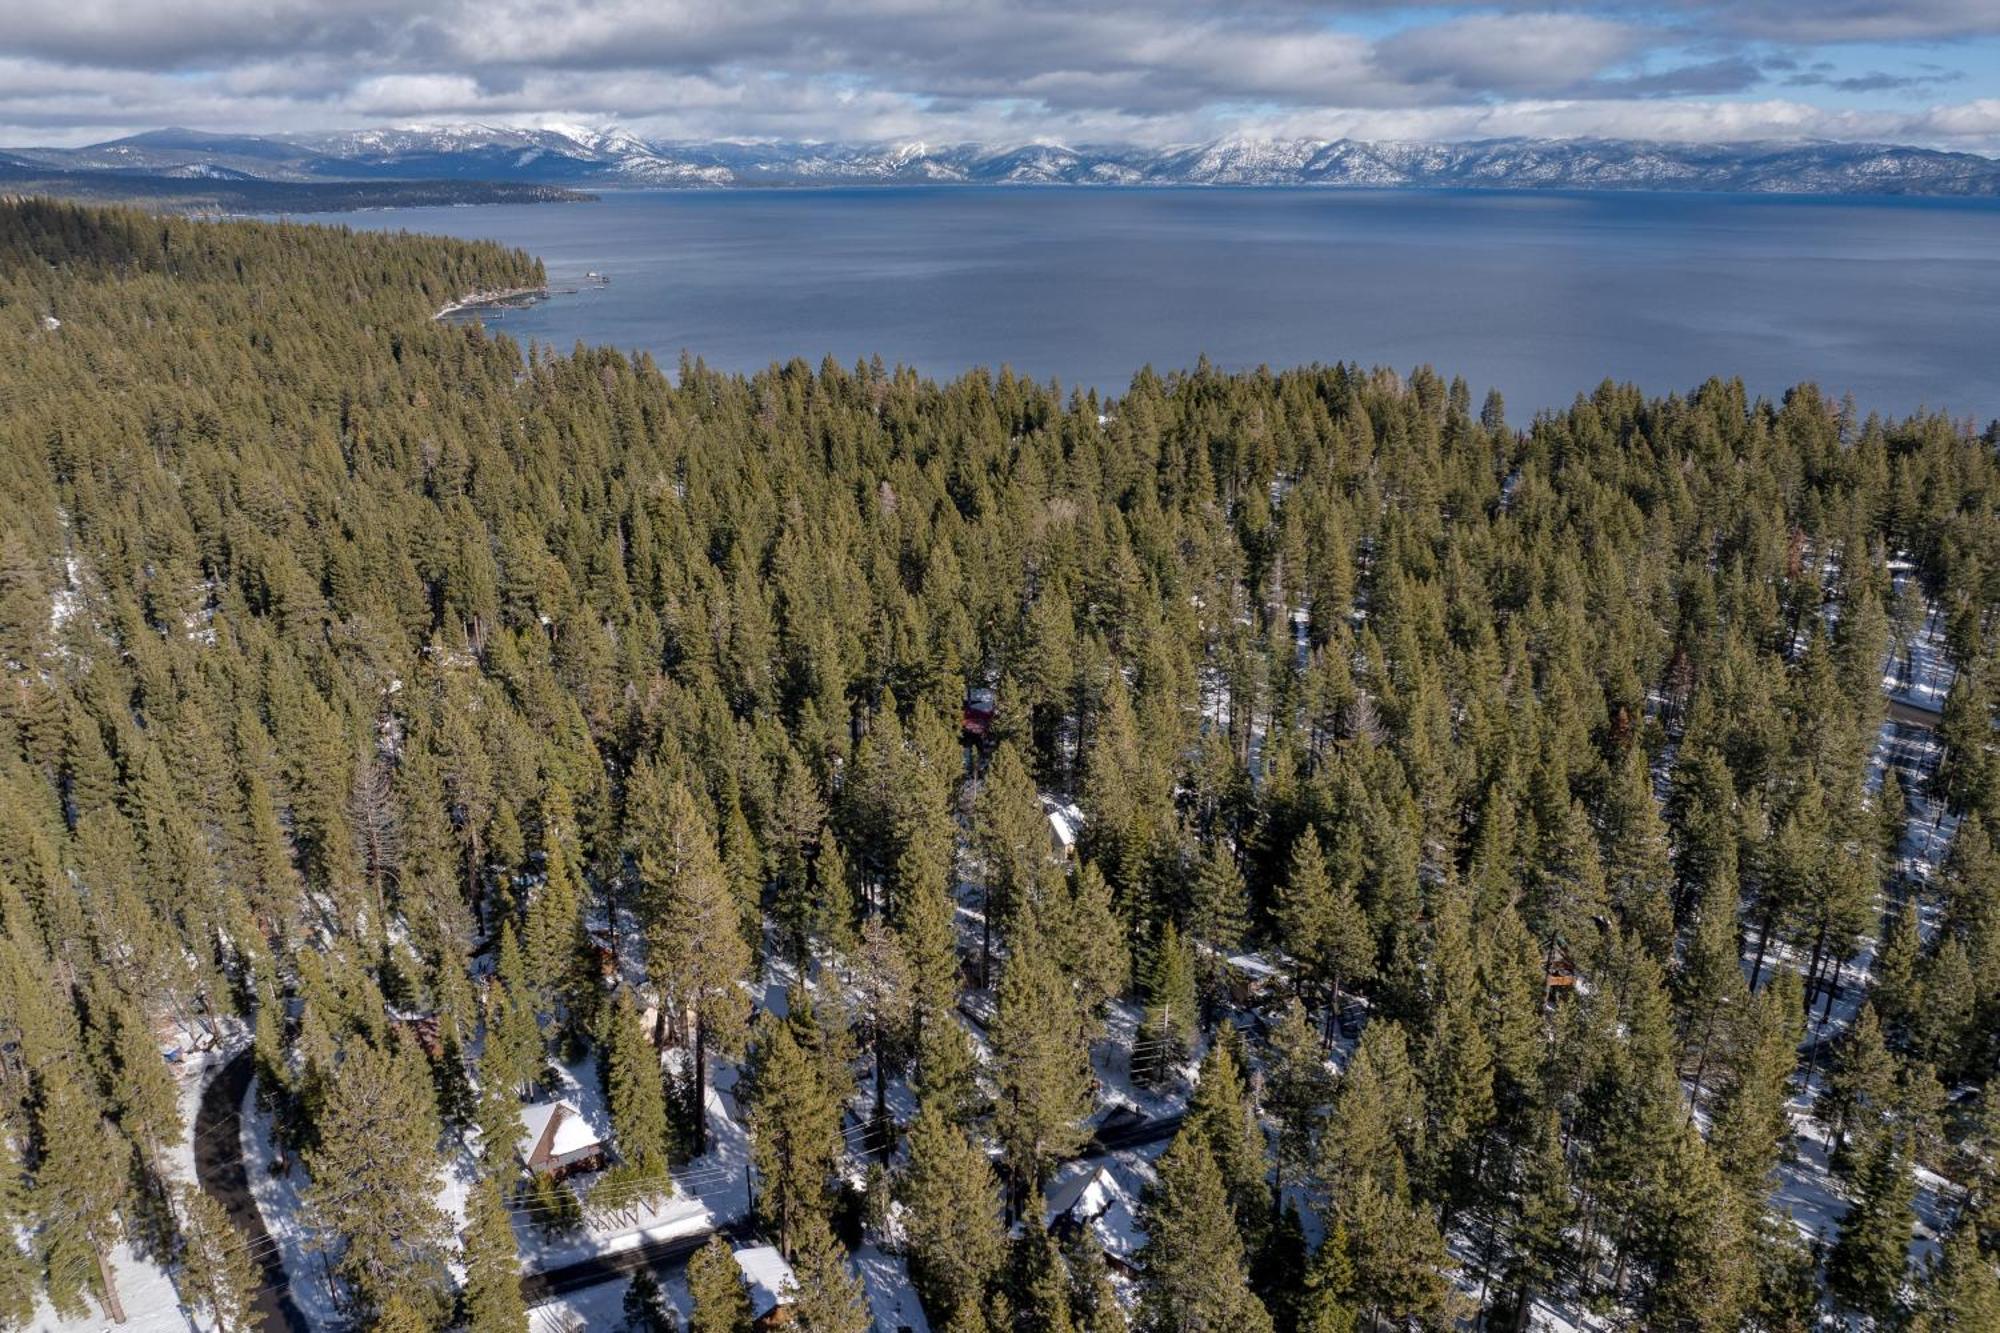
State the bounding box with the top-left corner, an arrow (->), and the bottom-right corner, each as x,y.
11,124 -> 2000,196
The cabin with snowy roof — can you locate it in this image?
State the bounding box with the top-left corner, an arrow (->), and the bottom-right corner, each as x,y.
516,1100 -> 606,1178
732,1245 -> 799,1328
1041,796 -> 1084,862
1045,1162 -> 1145,1275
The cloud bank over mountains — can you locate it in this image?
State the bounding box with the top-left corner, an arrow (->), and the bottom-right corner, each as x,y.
3,0 -> 1997,153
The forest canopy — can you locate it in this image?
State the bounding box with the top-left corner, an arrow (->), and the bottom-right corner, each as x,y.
1,198 -> 1998,1332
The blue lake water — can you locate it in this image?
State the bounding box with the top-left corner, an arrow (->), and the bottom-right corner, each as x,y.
344,187 -> 2000,419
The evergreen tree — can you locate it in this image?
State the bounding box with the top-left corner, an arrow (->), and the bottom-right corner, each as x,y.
520,856 -> 586,1029
992,914 -> 1093,1212
1296,1220 -> 1358,1333
1418,886 -> 1495,1223
1064,1227 -> 1128,1333
900,1102 -> 1006,1329
1873,897 -> 1924,1042
688,1233 -> 753,1333
486,925 -> 544,1093
625,1267 -> 677,1333
1263,998 -> 1331,1207
1008,1226 -> 1078,1333
746,1012 -> 841,1256
1050,860 -> 1129,1039
461,1175 -> 528,1333
1937,669 -> 1996,821
0,1132 -> 33,1331
770,750 -> 832,968
1136,1131 -> 1273,1333
1496,1108 -> 1574,1333
637,781 -> 752,1157
1186,1037 -> 1267,1235
852,914 -> 913,1152
303,1034 -> 451,1321
1251,1204 -> 1307,1333
1338,1164 -> 1452,1329
1829,1131 -> 1916,1323
1676,859 -> 1749,1114
1914,1215 -> 2000,1332
604,989 -> 670,1176
898,869 -> 979,1124
974,742 -> 1050,985
375,1292 -> 436,1333
1187,838 -> 1248,962
1746,1209 -> 1821,1333
91,988 -> 180,1181
174,1183 -> 262,1333
1879,768 -> 1910,872
1276,827 -> 1334,1001
1319,863 -> 1374,1041
1602,745 -> 1675,950
787,1210 -> 869,1333
1709,969 -> 1803,1209
31,1067 -> 128,1320
1136,921 -> 1197,1084
1634,1122 -> 1747,1332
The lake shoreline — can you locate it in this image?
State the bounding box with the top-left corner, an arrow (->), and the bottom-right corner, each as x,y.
433,285 -> 550,320
367,187 -> 2000,420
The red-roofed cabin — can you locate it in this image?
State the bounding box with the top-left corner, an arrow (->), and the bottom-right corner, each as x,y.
962,686 -> 997,746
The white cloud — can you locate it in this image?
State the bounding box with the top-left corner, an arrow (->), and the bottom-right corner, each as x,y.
0,0 -> 1996,152
1377,14 -> 1645,96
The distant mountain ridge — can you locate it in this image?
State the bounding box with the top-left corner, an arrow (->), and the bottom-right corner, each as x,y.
10,124 -> 2000,198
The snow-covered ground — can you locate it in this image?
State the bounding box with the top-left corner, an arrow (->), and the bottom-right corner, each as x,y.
240,1078 -> 342,1330
529,1269 -> 692,1333
1882,563 -> 1955,715
1092,997 -> 1197,1121
512,1052 -> 753,1272
854,1241 -> 933,1333
26,1238 -> 196,1333
33,1029 -> 248,1333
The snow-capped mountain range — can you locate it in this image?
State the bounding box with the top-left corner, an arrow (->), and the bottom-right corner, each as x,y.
9,124 -> 2000,197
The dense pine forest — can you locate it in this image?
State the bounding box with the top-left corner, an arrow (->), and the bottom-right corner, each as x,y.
2,197 -> 1999,1333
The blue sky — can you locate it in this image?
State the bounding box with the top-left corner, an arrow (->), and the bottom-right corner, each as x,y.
2,1 -> 1996,151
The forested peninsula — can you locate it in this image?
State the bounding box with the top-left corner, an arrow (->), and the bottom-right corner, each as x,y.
2,199 -> 1998,1332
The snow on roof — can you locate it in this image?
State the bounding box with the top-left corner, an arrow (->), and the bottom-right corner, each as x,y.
1225,952 -> 1281,980
517,1100 -> 601,1161
1046,1164 -> 1115,1223
733,1245 -> 798,1318
1041,797 -> 1085,850
1044,1162 -> 1146,1261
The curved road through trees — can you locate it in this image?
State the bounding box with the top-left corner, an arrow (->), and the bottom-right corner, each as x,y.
192,1051 -> 311,1333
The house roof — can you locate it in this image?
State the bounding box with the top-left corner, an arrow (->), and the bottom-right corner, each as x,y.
1044,1162 -> 1145,1261
1041,797 -> 1084,850
1224,951 -> 1282,981
1045,1164 -> 1115,1224
732,1245 -> 798,1318
517,1100 -> 601,1162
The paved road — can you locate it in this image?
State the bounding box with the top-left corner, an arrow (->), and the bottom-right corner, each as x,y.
192,1051 -> 312,1332
521,1215 -> 760,1304
1090,1110 -> 1184,1154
